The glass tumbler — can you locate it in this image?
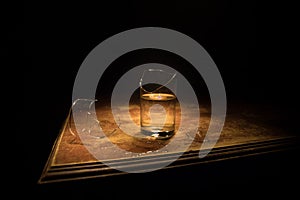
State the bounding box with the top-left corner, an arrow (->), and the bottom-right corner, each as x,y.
139,69 -> 177,139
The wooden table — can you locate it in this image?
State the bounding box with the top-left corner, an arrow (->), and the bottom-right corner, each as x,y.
39,102 -> 297,183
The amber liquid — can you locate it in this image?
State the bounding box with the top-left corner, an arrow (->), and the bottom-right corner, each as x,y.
140,93 -> 176,139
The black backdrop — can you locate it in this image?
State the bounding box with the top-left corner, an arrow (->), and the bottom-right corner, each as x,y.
13,0 -> 299,197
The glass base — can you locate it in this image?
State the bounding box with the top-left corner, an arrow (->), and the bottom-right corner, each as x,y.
141,127 -> 175,140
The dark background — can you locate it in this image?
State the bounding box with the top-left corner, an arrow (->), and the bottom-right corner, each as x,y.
9,0 -> 299,197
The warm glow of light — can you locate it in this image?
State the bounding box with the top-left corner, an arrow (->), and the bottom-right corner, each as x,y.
142,93 -> 176,101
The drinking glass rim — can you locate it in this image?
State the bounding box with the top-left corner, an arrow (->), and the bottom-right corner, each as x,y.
139,68 -> 177,93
